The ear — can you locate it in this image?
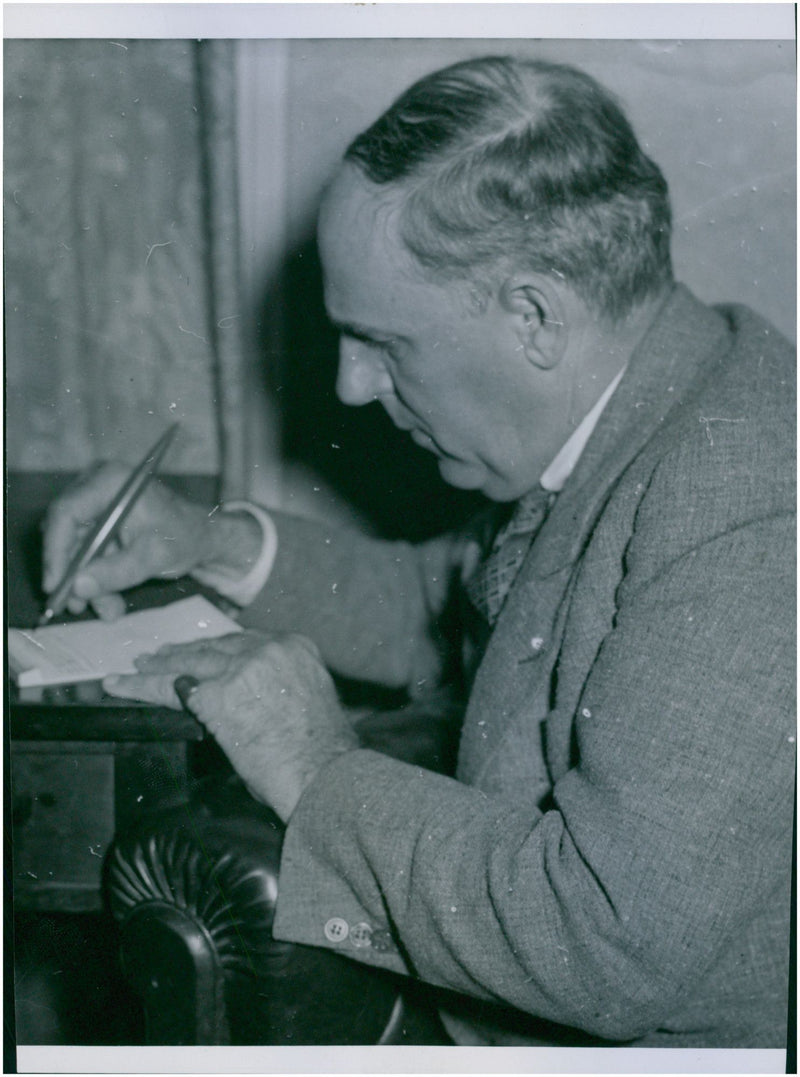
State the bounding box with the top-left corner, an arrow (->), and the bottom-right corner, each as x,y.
498,276 -> 568,370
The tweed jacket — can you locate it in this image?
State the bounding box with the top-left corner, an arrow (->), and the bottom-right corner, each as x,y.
242,285 -> 795,1048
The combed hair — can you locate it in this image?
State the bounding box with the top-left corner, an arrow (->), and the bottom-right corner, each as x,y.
345,56 -> 673,321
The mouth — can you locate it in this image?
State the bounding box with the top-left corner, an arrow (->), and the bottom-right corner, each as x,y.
410,428 -> 439,454
384,404 -> 446,458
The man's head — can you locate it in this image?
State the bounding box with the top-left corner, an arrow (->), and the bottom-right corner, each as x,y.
345,55 -> 672,322
318,56 -> 674,501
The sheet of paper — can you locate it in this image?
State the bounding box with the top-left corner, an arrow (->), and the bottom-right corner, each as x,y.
8,595 -> 242,688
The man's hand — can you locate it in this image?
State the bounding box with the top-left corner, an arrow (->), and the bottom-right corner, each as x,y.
103,631 -> 360,822
42,463 -> 260,620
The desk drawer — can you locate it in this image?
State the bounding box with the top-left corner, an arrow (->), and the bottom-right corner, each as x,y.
11,744 -> 115,912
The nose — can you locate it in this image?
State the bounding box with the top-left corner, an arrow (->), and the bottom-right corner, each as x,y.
336,339 -> 394,406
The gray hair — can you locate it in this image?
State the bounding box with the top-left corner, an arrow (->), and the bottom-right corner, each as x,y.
345,56 -> 673,321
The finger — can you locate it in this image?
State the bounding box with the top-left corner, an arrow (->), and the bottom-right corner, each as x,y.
91,593 -> 127,622
176,679 -> 227,736
43,515 -> 88,595
71,542 -> 156,599
42,465 -> 130,591
136,631 -> 250,664
198,631 -> 258,655
144,632 -> 243,657
103,672 -> 182,709
134,647 -> 232,679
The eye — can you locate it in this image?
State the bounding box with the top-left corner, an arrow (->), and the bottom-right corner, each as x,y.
374,337 -> 401,359
347,332 -> 399,360
378,339 -> 400,360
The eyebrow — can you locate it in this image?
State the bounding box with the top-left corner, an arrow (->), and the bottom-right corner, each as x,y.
329,318 -> 397,344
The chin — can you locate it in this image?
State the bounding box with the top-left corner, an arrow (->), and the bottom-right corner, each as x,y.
436,457 -> 479,488
437,458 -> 501,498
436,457 -> 530,502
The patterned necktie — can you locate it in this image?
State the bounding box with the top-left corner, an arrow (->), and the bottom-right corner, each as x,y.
464,485 -> 556,626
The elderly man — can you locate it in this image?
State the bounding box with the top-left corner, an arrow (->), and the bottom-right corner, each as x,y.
43,57 -> 794,1048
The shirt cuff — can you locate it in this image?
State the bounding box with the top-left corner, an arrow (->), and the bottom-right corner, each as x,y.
190,500 -> 278,607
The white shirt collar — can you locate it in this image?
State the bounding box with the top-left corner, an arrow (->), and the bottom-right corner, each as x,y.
539,365 -> 627,493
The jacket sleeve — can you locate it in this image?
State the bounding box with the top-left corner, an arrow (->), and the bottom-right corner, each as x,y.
237,509 -> 469,691
272,443 -> 795,1042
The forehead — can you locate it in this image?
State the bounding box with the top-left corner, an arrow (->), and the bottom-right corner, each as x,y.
319,167 -> 415,281
317,166 -> 474,332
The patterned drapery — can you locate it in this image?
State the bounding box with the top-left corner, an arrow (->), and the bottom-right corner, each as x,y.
5,39 -> 246,495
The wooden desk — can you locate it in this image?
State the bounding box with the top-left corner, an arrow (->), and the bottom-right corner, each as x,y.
8,471 -> 219,912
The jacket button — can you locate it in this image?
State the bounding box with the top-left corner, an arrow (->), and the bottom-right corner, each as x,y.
323,917 -> 349,943
349,922 -> 373,948
370,928 -> 395,953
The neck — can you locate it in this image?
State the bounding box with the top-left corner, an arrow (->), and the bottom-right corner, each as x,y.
610,287 -> 672,356
566,287 -> 671,427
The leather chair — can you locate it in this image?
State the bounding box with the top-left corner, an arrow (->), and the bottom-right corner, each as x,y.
105,698 -> 462,1045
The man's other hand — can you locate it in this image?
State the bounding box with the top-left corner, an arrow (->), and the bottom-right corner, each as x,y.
103,630 -> 360,822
